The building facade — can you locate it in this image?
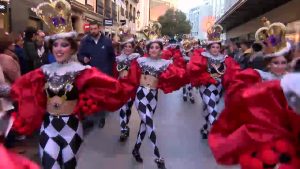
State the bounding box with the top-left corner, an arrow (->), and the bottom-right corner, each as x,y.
188,3 -> 213,40
0,0 -> 10,32
136,0 -> 149,31
215,0 -> 300,42
8,0 -> 139,35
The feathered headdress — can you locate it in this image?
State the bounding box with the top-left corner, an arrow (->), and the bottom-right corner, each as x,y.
32,0 -> 77,41
255,17 -> 291,57
207,24 -> 223,44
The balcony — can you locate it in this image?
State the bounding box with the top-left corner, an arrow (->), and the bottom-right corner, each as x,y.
217,0 -> 292,31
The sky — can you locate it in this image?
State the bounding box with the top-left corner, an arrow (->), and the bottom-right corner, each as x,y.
177,0 -> 203,13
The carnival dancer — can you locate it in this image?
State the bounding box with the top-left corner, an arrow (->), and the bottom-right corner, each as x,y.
208,18 -> 300,169
116,29 -> 140,142
124,24 -> 187,169
253,18 -> 291,81
182,39 -> 195,103
187,24 -> 240,139
10,1 -> 136,169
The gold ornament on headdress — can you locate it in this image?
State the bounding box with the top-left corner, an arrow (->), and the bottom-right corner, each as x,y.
255,17 -> 289,57
32,0 -> 73,35
138,22 -> 162,41
182,39 -> 193,52
207,24 -> 223,43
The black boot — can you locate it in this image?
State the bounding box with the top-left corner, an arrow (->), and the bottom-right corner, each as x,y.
98,118 -> 105,128
190,97 -> 195,104
119,126 -> 130,142
200,129 -> 208,139
132,149 -> 143,163
183,95 -> 187,102
155,158 -> 166,169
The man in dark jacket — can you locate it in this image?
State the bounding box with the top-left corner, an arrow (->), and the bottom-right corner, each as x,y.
23,27 -> 38,71
78,21 -> 115,76
78,21 -> 116,129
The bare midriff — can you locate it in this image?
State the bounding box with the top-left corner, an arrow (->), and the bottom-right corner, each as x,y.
119,70 -> 129,78
140,74 -> 158,89
47,96 -> 77,116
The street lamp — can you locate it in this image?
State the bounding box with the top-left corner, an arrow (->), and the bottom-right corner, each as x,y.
136,10 -> 140,29
137,10 -> 140,19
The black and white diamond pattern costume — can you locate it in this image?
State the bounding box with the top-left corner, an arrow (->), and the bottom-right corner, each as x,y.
199,52 -> 225,138
132,57 -> 172,159
116,53 -> 140,136
182,55 -> 195,103
40,62 -> 87,169
39,114 -> 83,169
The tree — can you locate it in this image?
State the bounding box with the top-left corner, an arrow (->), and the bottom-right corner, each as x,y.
158,9 -> 192,37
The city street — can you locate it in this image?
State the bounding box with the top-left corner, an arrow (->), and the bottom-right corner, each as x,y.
76,89 -> 238,169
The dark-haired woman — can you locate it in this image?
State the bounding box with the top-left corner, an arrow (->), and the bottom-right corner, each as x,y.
116,39 -> 140,142
10,1 -> 136,168
124,39 -> 187,169
188,34 -> 240,139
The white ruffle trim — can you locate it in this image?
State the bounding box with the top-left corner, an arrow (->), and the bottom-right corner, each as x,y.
45,31 -> 78,41
265,42 -> 292,58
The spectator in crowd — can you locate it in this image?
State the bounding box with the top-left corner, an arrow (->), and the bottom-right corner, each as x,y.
13,33 -> 28,75
290,42 -> 300,71
236,40 -> 253,69
0,33 -> 22,148
23,27 -> 38,71
135,39 -> 145,56
35,30 -> 49,68
248,42 -> 265,70
78,21 -> 116,128
228,41 -> 241,60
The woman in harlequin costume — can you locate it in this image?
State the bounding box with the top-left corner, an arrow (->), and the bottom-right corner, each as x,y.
181,39 -> 195,103
116,30 -> 140,142
187,24 -> 240,139
209,19 -> 300,169
10,1 -> 136,169
124,29 -> 187,169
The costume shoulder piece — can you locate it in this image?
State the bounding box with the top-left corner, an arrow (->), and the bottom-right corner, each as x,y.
255,69 -> 281,81
201,51 -> 226,63
281,73 -> 300,114
137,57 -> 172,77
42,61 -> 89,76
116,53 -> 140,72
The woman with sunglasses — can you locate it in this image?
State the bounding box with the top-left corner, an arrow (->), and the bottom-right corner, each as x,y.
116,36 -> 140,142
124,38 -> 187,169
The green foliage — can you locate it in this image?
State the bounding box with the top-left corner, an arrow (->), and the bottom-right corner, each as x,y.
158,9 -> 192,37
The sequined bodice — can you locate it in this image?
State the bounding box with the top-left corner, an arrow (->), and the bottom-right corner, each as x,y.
42,62 -> 89,101
202,52 -> 226,78
45,72 -> 79,100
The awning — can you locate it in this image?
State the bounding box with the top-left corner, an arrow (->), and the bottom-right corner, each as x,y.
217,0 -> 291,31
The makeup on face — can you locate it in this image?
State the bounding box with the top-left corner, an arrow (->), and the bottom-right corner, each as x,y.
149,43 -> 161,58
209,43 -> 221,56
52,39 -> 72,63
123,43 -> 133,55
269,56 -> 288,75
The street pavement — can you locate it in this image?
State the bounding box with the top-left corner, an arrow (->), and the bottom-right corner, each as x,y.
76,89 -> 239,169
